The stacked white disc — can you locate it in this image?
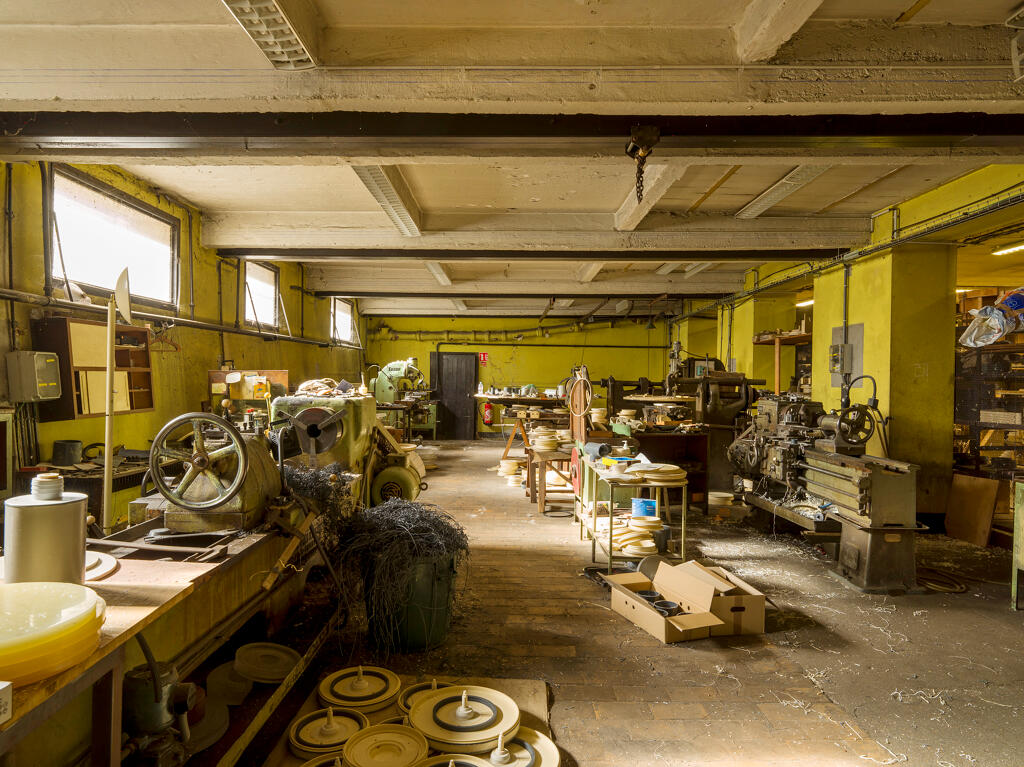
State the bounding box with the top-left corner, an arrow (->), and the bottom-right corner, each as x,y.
288,707 -> 368,760
342,724 -> 429,767
589,407 -> 607,425
531,428 -> 560,452
319,666 -> 402,713
498,459 -> 523,486
407,686 -> 520,754
617,409 -> 637,419
627,463 -> 687,482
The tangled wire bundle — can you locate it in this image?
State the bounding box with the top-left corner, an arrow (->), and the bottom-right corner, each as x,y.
329,498 -> 470,651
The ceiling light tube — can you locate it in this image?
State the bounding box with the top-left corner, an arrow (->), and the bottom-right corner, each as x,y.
992,241 -> 1024,256
795,299 -> 814,307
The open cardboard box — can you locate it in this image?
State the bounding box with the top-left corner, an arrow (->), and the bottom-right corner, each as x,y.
603,562 -> 723,643
603,561 -> 765,643
673,561 -> 766,636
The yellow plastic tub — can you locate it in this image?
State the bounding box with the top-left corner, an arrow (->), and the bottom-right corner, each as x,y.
0,582 -> 106,686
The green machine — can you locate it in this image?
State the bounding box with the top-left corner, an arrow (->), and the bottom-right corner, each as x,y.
369,357 -> 438,439
270,393 -> 426,506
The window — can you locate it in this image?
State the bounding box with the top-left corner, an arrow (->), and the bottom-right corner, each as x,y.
245,262 -> 278,328
51,169 -> 177,304
332,298 -> 354,343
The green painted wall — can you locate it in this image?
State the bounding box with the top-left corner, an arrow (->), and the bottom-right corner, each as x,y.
3,163 -> 362,526
364,316 -> 671,433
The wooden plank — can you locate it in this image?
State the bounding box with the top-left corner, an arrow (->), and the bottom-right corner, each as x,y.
946,474 -> 999,546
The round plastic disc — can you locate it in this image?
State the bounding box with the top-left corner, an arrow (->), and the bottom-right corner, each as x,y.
233,642 -> 300,683
289,707 -> 369,759
342,724 -> 429,767
412,756 -> 493,767
319,666 -> 402,712
398,679 -> 454,714
408,686 -> 520,753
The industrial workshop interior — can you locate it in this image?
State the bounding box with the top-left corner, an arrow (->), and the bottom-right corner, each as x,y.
7,4 -> 1024,767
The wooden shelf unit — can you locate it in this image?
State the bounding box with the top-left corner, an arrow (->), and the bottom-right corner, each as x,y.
31,316 -> 155,422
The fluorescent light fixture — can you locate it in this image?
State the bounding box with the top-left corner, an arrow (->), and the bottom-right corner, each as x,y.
735,165 -> 832,219
955,289 -> 970,293
992,240 -> 1024,255
795,299 -> 814,307
352,166 -> 422,237
222,0 -> 317,70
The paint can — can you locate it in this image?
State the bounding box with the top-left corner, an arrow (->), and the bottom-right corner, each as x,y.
3,473 -> 88,584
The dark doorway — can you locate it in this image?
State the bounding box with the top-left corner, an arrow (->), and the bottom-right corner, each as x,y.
430,352 -> 478,440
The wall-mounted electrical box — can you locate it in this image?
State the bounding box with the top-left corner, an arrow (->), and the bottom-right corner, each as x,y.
828,343 -> 854,375
6,351 -> 62,402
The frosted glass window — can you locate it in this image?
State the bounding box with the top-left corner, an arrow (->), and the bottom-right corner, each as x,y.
333,298 -> 353,343
51,172 -> 175,303
245,262 -> 278,328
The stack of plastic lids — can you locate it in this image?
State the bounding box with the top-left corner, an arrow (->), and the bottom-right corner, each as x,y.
0,582 -> 106,686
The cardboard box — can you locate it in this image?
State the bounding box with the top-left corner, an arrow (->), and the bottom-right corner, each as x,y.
673,561 -> 766,636
603,563 -> 724,643
0,680 -> 11,725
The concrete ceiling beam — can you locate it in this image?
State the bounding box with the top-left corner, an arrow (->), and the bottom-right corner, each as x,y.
450,298 -> 467,311
734,164 -> 832,218
613,164 -> 689,232
0,55 -> 1019,117
219,247 -> 820,263
576,262 -> 605,283
424,261 -> 452,286
202,213 -> 868,249
351,165 -> 421,236
733,0 -> 827,63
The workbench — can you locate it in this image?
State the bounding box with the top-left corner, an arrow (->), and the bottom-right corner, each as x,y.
473,394 -> 566,459
0,529 -> 304,766
528,448 -> 573,514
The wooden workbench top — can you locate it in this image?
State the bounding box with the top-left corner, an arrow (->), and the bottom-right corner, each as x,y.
2,533 -> 273,734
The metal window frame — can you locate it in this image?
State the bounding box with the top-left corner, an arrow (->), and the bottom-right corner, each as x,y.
331,297 -> 355,343
244,261 -> 280,330
48,164 -> 181,311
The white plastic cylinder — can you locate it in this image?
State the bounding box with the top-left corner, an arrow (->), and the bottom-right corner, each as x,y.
3,472 -> 89,584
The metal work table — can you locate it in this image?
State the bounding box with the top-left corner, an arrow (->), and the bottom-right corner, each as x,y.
574,457 -> 687,573
0,529 -> 299,766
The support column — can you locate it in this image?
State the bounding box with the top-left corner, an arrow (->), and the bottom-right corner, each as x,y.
811,244 -> 955,516
723,296 -> 796,383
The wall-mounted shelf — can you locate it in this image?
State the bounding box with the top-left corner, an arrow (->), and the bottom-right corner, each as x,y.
31,317 -> 154,422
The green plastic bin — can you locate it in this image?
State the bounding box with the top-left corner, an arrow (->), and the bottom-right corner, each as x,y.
367,554 -> 457,652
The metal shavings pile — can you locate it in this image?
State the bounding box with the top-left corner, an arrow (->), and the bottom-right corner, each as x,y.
284,462 -> 359,549
327,498 -> 470,652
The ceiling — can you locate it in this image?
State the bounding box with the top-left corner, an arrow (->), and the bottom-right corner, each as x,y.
0,0 -> 1019,114
3,1 -> 1024,317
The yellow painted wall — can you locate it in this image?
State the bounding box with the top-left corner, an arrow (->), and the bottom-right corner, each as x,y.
364,316 -> 671,433
3,163 -> 361,525
674,316 -> 718,359
714,297 -> 796,385
810,245 -> 954,513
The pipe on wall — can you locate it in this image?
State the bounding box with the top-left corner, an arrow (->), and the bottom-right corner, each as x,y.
0,285 -> 339,348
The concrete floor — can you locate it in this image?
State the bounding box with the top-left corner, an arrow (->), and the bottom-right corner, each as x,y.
344,441 -> 1024,767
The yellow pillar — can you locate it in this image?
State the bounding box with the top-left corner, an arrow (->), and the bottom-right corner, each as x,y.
811,244 -> 955,516
721,296 -> 796,384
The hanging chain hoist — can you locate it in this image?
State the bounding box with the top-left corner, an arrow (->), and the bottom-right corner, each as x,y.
624,125 -> 661,204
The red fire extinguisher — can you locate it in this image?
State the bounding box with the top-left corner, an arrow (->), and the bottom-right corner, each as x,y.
483,402 -> 494,426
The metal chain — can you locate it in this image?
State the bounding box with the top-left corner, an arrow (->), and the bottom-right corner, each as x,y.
635,153 -> 647,203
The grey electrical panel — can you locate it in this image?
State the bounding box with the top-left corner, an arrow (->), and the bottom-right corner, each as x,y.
830,324 -> 864,388
6,351 -> 61,402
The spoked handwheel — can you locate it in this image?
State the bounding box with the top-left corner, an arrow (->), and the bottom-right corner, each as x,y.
149,412 -> 248,511
837,405 -> 875,446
